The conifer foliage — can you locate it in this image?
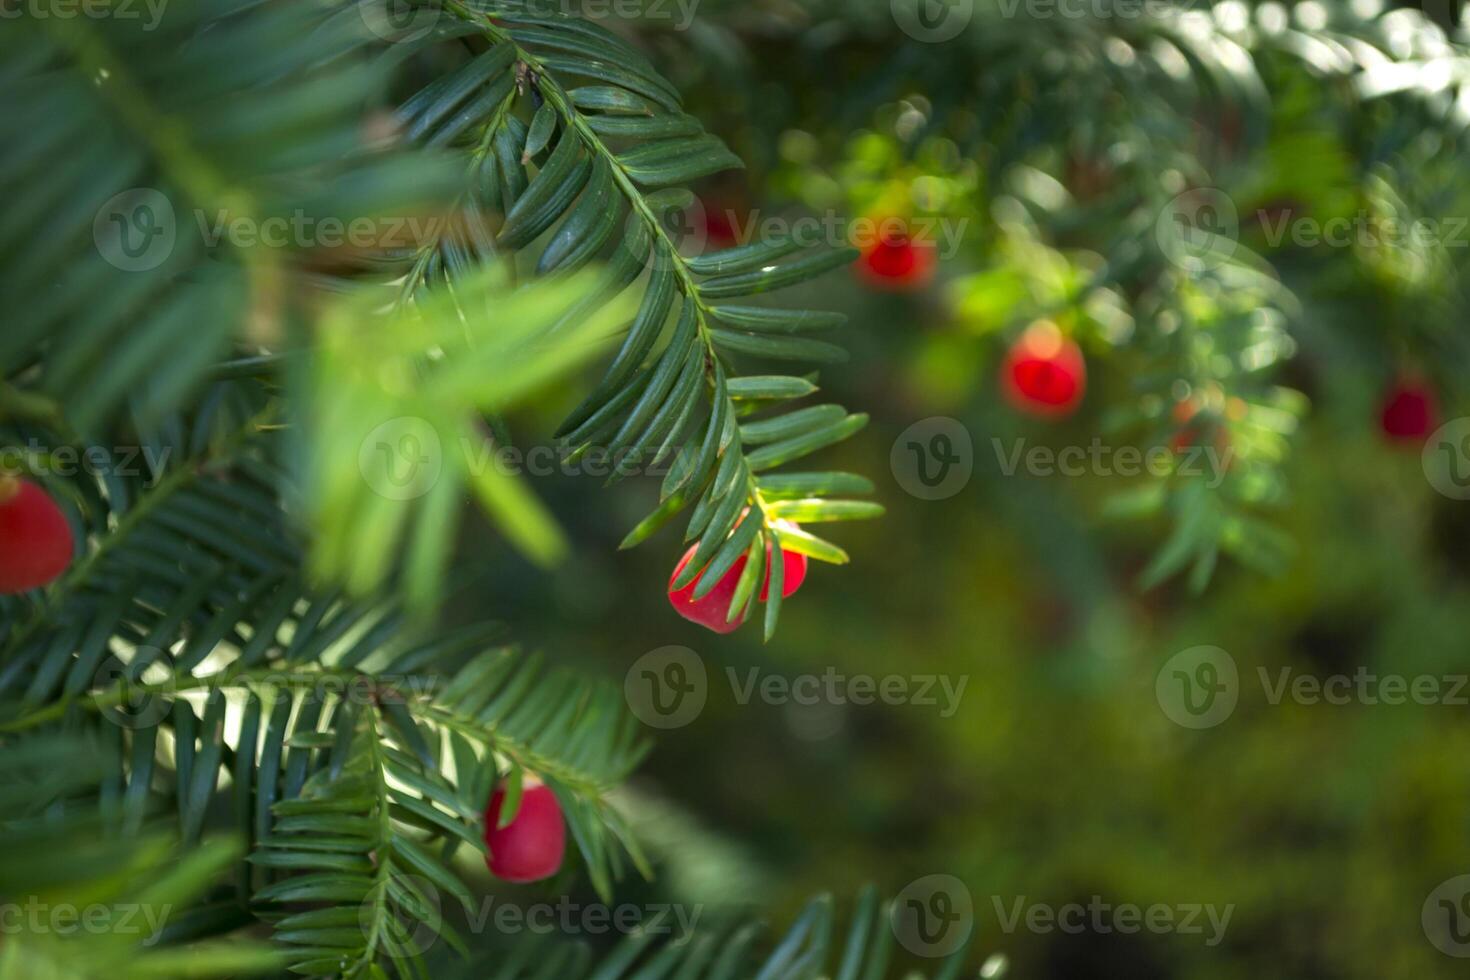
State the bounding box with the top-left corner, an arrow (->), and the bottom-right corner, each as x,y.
0,0 -> 899,976
7,0 -> 1470,977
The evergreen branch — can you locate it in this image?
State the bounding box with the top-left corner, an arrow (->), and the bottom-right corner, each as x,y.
454,885 -> 992,980
0,736 -> 283,980
2,2 -> 461,434
0,638 -> 649,924
0,403 -> 279,660
254,703 -> 477,979
391,1 -> 875,635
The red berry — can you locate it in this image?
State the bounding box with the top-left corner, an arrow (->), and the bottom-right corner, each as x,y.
759,545 -> 807,602
0,478 -> 73,594
856,228 -> 936,292
1001,321 -> 1086,418
483,783 -> 565,883
702,203 -> 741,249
1380,380 -> 1436,442
667,539 -> 808,634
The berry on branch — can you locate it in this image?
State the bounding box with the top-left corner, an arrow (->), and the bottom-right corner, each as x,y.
0,477 -> 74,594
1379,378 -> 1437,443
1001,320 -> 1086,418
667,538 -> 809,634
483,782 -> 566,883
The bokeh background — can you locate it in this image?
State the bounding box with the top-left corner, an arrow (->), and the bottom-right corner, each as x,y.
450,2 -> 1470,977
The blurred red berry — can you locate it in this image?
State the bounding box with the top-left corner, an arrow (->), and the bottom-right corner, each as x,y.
703,205 -> 740,249
483,783 -> 565,883
856,228 -> 936,291
1001,321 -> 1086,418
0,478 -> 73,594
667,539 -> 808,633
1379,380 -> 1437,442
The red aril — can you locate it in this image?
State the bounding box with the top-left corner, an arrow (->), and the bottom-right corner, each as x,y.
483,783 -> 566,883
1001,321 -> 1086,418
667,539 -> 808,633
1379,379 -> 1436,443
0,478 -> 73,594
855,226 -> 936,292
